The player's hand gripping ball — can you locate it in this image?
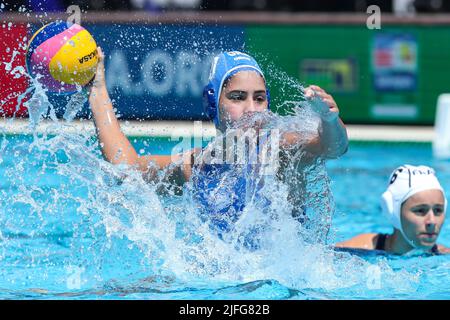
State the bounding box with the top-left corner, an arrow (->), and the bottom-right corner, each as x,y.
26,21 -> 98,93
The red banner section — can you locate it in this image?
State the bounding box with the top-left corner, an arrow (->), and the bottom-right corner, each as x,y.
0,23 -> 29,117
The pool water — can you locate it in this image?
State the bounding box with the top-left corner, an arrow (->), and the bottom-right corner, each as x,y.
0,131 -> 449,300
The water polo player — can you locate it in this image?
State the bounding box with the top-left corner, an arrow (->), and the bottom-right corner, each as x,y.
336,165 -> 449,255
88,48 -> 348,244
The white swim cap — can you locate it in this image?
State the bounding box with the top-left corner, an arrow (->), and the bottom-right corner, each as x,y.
380,165 -> 447,247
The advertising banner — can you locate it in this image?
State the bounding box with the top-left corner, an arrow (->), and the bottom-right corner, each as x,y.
4,20 -> 450,125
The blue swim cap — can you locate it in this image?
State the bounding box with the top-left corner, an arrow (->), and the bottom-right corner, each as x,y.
203,51 -> 269,126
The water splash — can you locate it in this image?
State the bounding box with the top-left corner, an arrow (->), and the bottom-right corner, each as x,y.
63,87 -> 86,122
1,108 -> 419,299
0,36 -> 421,298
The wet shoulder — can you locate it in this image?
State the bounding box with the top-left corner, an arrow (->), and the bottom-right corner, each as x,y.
336,233 -> 379,250
437,244 -> 450,254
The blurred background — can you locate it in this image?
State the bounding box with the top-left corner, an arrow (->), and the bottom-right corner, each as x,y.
3,0 -> 450,13
1,0 -> 450,127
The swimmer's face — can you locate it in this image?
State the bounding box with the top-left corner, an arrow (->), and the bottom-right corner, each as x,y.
217,70 -> 268,129
401,189 -> 446,250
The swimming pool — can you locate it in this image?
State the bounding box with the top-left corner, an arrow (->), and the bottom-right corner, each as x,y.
0,132 -> 449,300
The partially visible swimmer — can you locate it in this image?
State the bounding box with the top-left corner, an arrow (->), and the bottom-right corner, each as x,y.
336,165 -> 450,255
87,48 -> 348,244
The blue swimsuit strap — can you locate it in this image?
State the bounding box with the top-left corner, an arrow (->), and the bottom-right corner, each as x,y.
193,130 -> 272,214
245,129 -> 272,188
